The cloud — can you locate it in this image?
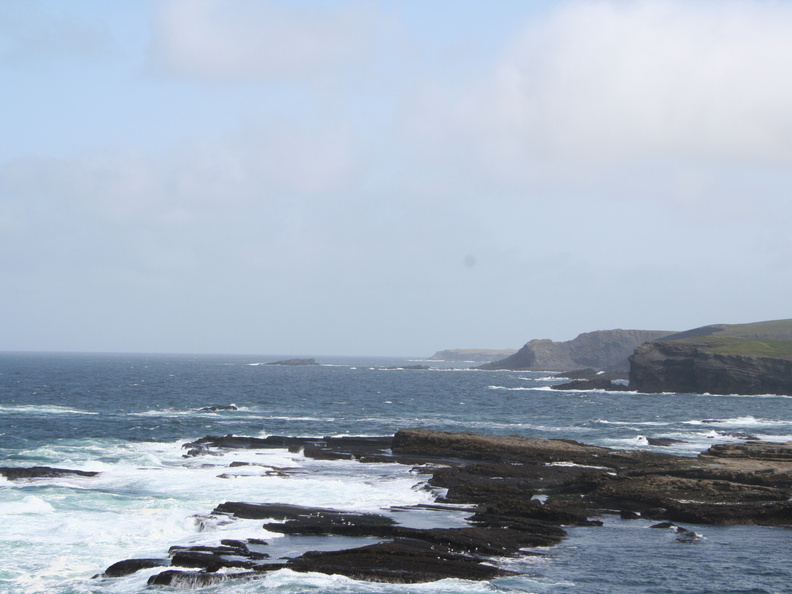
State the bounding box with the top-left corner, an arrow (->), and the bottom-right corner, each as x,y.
408,0 -> 792,188
1,116 -> 358,224
0,1 -> 110,63
151,0 -> 380,81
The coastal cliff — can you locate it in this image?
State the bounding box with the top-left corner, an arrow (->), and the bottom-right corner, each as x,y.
629,319 -> 792,395
479,329 -> 674,371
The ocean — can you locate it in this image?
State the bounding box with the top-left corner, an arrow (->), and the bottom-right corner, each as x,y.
1,352 -> 791,594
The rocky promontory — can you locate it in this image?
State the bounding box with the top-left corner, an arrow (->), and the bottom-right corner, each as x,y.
629,319 -> 792,395
478,329 -> 674,372
98,429 -> 792,589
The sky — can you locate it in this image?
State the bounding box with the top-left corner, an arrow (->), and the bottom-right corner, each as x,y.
2,0 -> 792,357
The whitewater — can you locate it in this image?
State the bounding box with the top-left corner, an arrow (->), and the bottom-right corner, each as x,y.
2,352 -> 791,593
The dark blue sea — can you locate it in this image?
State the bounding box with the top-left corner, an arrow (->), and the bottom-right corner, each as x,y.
1,352 -> 791,593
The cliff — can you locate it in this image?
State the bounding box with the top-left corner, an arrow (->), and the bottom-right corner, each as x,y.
629,319 -> 792,395
478,329 -> 675,372
428,349 -> 517,363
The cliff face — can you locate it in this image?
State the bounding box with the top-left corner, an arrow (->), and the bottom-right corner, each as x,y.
479,329 -> 675,372
629,339 -> 792,395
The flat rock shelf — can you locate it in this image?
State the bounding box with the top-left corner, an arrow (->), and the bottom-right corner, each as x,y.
87,429 -> 792,588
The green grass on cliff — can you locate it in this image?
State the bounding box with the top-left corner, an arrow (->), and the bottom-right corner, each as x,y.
665,318 -> 792,358
677,336 -> 792,357
716,318 -> 792,337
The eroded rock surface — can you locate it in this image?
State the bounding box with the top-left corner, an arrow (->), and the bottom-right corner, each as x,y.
100,430 -> 792,589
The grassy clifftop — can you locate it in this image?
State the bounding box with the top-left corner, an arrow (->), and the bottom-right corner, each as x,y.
661,319 -> 792,359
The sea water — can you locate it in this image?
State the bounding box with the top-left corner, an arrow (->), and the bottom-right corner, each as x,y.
1,352 -> 791,593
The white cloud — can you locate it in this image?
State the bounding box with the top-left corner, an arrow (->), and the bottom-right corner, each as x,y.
410,0 -> 792,186
151,0 -> 380,81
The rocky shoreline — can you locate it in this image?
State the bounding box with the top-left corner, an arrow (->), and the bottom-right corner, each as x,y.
11,430 -> 790,588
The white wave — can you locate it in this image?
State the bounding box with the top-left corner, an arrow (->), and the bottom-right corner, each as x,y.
684,416 -> 792,427
265,416 -> 332,422
533,385 -> 642,395
545,461 -> 611,470
130,405 -> 253,417
0,404 -> 98,415
232,568 -> 509,593
1,437 -> 440,594
0,495 -> 55,515
595,419 -> 673,426
749,433 -> 792,443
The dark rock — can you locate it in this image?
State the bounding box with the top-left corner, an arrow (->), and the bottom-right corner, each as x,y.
469,498 -> 599,528
265,358 -> 318,366
0,466 -> 99,480
392,429 -> 614,465
263,512 -> 397,537
213,502 -> 397,530
102,558 -> 168,578
287,539 -> 517,583
170,551 -> 263,572
98,429 -> 792,588
645,437 -> 685,446
720,431 -> 759,440
198,405 -> 238,412
700,441 -> 792,461
182,434 -> 394,461
551,377 -> 632,391
147,569 -> 272,588
301,445 -> 354,460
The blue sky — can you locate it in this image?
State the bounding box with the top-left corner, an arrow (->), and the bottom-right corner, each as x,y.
3,0 -> 792,356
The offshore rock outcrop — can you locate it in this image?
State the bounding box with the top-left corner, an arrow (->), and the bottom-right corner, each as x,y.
629,319 -> 792,395
429,349 -> 517,363
479,329 -> 674,372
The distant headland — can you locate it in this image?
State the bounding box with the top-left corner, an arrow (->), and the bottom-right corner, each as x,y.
629,319 -> 792,395
461,318 -> 792,396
